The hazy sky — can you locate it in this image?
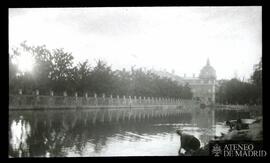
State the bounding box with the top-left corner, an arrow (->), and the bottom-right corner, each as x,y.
9,7 -> 262,80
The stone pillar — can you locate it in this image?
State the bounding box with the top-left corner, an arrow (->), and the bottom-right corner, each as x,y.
123,95 -> 126,105
117,95 -> 119,105
94,93 -> 97,106
18,89 -> 22,95
110,94 -> 113,105
35,89 -> 40,106
74,92 -> 78,100
139,96 -> 141,104
129,96 -> 132,105
84,92 -> 88,105
35,89 -> 39,96
143,97 -> 146,104
50,90 -> 54,96
102,93 -> 105,105
48,90 -> 54,107
74,92 -> 78,106
134,96 -> 137,104
63,91 -> 67,106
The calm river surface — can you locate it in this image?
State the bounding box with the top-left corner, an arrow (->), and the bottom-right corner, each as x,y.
9,107 -> 250,157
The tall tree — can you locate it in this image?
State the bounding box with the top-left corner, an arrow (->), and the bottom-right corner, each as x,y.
72,60 -> 91,95
49,49 -> 75,94
90,60 -> 114,95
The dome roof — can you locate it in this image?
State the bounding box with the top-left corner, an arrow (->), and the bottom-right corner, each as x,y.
199,59 -> 216,80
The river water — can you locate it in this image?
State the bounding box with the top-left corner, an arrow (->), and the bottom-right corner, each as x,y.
9,107 -> 251,157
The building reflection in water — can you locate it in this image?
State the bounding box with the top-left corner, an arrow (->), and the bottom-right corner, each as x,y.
192,107 -> 215,147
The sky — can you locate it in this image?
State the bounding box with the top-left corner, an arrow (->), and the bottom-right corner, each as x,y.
9,7 -> 262,80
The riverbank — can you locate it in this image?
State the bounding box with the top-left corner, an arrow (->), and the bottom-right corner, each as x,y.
187,116 -> 263,156
215,104 -> 262,110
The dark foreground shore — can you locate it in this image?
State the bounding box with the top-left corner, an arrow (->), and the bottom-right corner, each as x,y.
180,117 -> 263,156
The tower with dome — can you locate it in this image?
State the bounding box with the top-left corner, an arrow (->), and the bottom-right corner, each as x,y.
199,58 -> 216,81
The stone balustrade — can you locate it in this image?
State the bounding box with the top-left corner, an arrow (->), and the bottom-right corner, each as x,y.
9,89 -> 196,110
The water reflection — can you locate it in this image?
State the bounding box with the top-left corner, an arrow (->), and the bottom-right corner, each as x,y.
9,107 -> 251,157
190,107 -> 215,147
9,116 -> 31,157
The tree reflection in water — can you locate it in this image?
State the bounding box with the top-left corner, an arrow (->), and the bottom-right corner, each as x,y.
9,107 -> 251,157
9,116 -> 31,157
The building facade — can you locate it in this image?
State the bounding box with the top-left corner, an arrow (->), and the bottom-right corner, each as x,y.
151,59 -> 217,104
182,59 -> 217,104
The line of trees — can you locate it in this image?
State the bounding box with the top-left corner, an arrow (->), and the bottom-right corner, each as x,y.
9,41 -> 192,99
215,58 -> 262,105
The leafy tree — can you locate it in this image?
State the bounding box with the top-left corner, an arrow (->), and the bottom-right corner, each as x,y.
90,60 -> 115,95
216,59 -> 262,105
21,43 -> 53,94
72,60 -> 91,95
216,78 -> 258,105
49,49 -> 75,95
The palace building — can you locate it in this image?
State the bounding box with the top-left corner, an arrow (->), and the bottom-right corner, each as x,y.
152,58 -> 217,104
182,59 -> 216,104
